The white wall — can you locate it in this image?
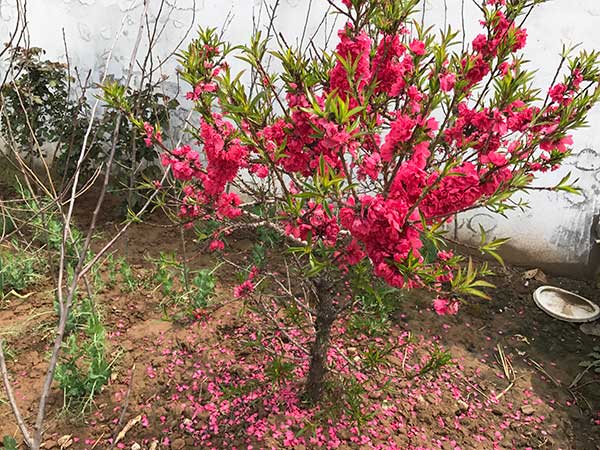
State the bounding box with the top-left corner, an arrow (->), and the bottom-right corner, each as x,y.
2,0 -> 599,276
423,0 -> 600,276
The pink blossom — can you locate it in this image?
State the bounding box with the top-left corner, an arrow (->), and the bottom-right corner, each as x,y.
209,240 -> 225,252
439,73 -> 456,92
433,297 -> 460,315
409,39 -> 426,56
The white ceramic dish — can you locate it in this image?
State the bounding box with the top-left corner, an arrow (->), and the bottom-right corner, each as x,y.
533,286 -> 600,323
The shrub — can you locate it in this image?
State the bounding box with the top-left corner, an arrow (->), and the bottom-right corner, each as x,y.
0,46 -> 177,205
110,0 -> 600,402
0,47 -> 89,166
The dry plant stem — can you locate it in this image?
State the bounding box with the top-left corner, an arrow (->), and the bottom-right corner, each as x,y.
527,357 -> 561,387
0,0 -> 30,87
79,105 -> 197,277
109,364 -> 136,450
90,433 -> 106,450
9,82 -> 56,196
0,3 -> 148,448
494,343 -> 516,400
253,296 -> 310,356
0,341 -> 34,448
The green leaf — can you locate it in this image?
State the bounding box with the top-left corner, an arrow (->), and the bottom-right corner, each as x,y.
3,435 -> 19,450
554,172 -> 582,195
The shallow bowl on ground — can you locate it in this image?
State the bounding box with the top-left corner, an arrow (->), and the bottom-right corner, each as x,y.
533,286 -> 600,323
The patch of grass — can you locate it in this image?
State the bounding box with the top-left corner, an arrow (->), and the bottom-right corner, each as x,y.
320,375 -> 374,430
55,297 -> 117,413
409,344 -> 454,379
361,341 -> 393,372
0,244 -> 42,300
118,258 -> 138,293
265,355 -> 295,386
150,252 -> 220,319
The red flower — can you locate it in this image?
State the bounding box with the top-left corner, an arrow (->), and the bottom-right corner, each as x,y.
209,240 -> 225,252
433,297 -> 460,315
439,73 -> 456,92
465,54 -> 490,85
409,39 -> 426,56
381,113 -> 416,161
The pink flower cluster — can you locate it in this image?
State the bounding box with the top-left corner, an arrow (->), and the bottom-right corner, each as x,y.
160,114 -> 247,224
158,0 -> 593,298
143,122 -> 162,148
233,266 -> 259,298
285,201 -> 340,247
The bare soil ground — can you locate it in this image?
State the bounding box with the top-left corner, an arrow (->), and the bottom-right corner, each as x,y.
0,198 -> 598,450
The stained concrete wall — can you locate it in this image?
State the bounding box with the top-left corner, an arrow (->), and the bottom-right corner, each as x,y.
1,0 -> 599,277
421,0 -> 600,277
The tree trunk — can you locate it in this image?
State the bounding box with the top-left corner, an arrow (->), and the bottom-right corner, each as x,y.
305,281 -> 336,403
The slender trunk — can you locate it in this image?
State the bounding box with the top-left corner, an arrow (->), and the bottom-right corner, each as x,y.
305,281 -> 336,403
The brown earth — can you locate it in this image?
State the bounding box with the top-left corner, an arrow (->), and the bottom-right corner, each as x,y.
0,195 -> 598,450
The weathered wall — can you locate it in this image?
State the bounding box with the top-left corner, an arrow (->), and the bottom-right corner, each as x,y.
422,0 -> 600,278
1,0 -> 599,276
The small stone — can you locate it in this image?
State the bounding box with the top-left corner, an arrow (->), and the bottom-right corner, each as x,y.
457,400 -> 469,413
131,444 -> 142,450
172,438 -> 186,449
521,404 -> 535,415
337,428 -> 351,440
492,407 -> 504,416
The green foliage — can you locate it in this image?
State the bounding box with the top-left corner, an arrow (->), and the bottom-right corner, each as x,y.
409,344 -> 454,379
264,356 -> 295,386
153,252 -> 178,299
361,342 -> 393,372
0,245 -> 40,298
2,435 -> 19,450
0,47 -> 89,163
347,310 -> 390,338
251,225 -> 282,269
52,275 -> 89,335
115,257 -> 137,293
189,269 -> 217,309
346,265 -> 405,338
98,79 -> 179,210
322,376 -> 374,429
578,346 -> 600,374
151,252 -> 219,318
0,202 -> 16,236
107,254 -> 118,287
478,226 -> 510,266
1,45 -> 178,212
99,254 -> 139,292
15,185 -> 84,265
451,258 -> 495,300
55,297 -> 115,412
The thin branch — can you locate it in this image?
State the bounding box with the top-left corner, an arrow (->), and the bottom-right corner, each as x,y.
0,341 -> 34,448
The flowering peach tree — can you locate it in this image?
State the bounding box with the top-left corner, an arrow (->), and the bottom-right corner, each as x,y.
106,0 -> 600,402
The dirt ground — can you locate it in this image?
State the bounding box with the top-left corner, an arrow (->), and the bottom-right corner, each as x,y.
0,199 -> 598,450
